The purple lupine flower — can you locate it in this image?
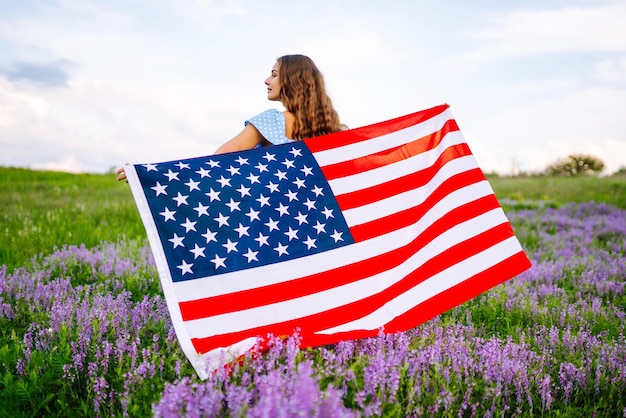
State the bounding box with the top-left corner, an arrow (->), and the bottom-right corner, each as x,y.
538,373 -> 553,409
15,358 -> 25,376
558,362 -> 585,403
93,376 -> 109,412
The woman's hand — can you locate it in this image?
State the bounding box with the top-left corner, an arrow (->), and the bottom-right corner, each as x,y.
116,166 -> 127,182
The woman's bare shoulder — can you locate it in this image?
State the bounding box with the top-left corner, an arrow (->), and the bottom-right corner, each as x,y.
282,111 -> 295,139
282,111 -> 295,123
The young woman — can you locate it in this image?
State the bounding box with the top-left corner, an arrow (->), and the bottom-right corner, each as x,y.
116,54 -> 342,181
214,54 -> 343,153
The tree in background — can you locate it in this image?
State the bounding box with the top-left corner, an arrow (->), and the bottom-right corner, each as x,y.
546,154 -> 605,177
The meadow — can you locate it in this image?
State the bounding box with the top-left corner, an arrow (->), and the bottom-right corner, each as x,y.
0,166 -> 625,417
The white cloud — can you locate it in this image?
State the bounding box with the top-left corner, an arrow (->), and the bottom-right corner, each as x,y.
454,2 -> 626,68
0,0 -> 625,176
592,55 -> 626,83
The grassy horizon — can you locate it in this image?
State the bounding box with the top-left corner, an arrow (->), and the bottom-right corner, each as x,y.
2,166 -> 625,271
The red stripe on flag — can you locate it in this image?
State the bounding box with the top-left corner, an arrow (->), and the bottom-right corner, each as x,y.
305,104 -> 450,153
321,119 -> 460,181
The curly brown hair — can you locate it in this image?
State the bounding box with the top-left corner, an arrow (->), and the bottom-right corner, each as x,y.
277,55 -> 342,140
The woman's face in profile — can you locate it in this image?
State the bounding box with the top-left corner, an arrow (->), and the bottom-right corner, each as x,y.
265,62 -> 281,101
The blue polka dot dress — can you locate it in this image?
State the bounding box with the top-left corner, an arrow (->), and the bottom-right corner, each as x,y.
245,109 -> 295,146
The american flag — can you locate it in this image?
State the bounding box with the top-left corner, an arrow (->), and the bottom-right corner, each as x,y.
125,104 -> 531,378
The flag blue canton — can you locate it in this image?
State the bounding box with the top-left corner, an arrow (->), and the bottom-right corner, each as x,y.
135,142 -> 354,282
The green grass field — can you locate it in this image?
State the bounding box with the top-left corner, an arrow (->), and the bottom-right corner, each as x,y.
486,173 -> 626,210
1,166 -> 624,271
0,167 -> 145,270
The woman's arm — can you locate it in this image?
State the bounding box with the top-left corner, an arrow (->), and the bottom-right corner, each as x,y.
213,124 -> 265,154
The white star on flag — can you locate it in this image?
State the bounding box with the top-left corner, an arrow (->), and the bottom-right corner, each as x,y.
177,260 -> 193,275
151,182 -> 167,196
160,207 -> 176,221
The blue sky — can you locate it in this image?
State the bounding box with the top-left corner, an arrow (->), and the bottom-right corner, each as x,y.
1,0 -> 625,175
